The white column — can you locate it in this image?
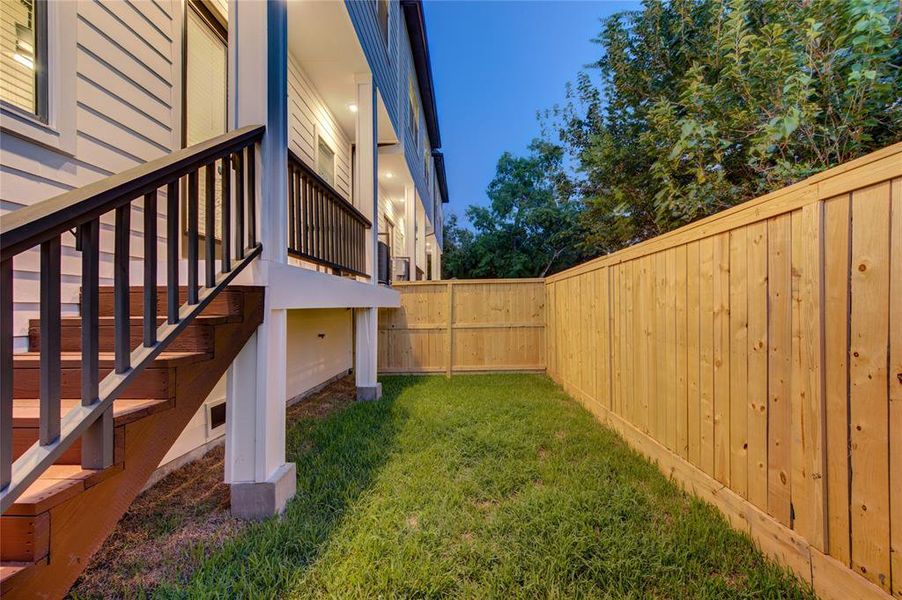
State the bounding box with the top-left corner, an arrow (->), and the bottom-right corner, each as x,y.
224,0 -> 295,519
353,73 -> 381,401
404,185 -> 416,280
354,308 -> 381,400
355,74 -> 378,283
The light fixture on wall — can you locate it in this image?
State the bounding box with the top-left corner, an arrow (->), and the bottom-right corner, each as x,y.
385,172 -> 394,179
347,103 -> 358,113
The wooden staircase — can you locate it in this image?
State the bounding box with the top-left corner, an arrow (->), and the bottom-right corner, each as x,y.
0,285 -> 264,598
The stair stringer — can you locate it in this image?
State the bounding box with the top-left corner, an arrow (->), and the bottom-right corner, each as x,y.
1,289 -> 264,599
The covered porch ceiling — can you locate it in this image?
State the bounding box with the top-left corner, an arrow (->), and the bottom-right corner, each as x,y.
287,0 -> 397,145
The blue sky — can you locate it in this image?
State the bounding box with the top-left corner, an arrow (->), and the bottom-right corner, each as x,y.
423,0 -> 640,224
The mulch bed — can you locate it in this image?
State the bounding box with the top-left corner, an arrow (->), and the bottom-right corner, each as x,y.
69,375 -> 357,598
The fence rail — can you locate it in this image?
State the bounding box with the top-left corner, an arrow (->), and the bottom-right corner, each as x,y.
287,150 -> 370,277
545,142 -> 902,600
378,280 -> 546,375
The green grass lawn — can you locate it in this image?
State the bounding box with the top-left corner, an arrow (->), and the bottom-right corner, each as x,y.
157,374 -> 813,598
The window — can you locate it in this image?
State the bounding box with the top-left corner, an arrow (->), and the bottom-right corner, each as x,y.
377,0 -> 389,47
423,150 -> 430,184
408,77 -> 419,144
0,0 -> 74,153
1,0 -> 46,118
317,137 -> 336,187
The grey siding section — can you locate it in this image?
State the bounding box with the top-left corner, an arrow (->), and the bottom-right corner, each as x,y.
0,0 -> 179,348
345,0 -> 440,228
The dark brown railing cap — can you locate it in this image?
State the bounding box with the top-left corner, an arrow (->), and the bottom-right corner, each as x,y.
0,125 -> 264,261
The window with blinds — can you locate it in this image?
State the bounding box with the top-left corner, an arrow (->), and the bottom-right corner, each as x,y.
377,0 -> 389,47
408,77 -> 419,145
317,137 -> 335,187
0,0 -> 45,117
185,3 -> 227,240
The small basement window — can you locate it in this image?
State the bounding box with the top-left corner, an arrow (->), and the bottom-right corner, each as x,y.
207,401 -> 226,433
0,0 -> 47,118
317,136 -> 335,187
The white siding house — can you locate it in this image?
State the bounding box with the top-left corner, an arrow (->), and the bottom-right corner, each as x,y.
0,0 -> 448,553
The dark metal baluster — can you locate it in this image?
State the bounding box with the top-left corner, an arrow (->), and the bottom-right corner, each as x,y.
288,164 -> 296,252
339,208 -> 345,270
331,198 -> 336,265
187,170 -> 199,304
247,145 -> 257,247
300,176 -> 306,255
144,191 -> 158,347
80,219 -> 111,468
222,155 -> 231,272
166,181 -> 179,324
205,163 -> 215,288
0,259 -> 13,489
294,169 -> 304,252
317,186 -> 324,260
39,236 -> 61,444
235,152 -> 245,258
328,198 -> 334,265
114,205 -> 131,374
303,177 -> 310,255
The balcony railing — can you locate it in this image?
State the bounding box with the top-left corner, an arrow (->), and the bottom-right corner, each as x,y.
287,151 -> 371,277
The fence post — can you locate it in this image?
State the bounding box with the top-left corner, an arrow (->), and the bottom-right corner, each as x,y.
446,281 -> 454,378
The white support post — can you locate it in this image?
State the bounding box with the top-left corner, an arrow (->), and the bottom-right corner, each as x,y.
404,185 -> 416,280
224,0 -> 295,519
354,308 -> 381,401
353,73 -> 382,401
433,247 -> 442,281
355,74 -> 378,284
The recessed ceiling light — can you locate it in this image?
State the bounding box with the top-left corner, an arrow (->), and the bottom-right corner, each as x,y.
347,103 -> 358,113
385,172 -> 394,179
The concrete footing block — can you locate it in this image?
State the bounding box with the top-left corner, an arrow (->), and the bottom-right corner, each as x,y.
356,383 -> 383,402
230,462 -> 297,520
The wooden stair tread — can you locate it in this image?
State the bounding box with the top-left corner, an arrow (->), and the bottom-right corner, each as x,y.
0,563 -> 30,579
11,398 -> 171,428
12,351 -> 212,368
0,559 -> 43,586
3,466 -> 121,516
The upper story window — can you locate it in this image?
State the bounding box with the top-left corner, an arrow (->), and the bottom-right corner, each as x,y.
317,136 -> 336,187
408,77 -> 419,146
377,0 -> 389,47
1,0 -> 47,119
423,149 -> 430,184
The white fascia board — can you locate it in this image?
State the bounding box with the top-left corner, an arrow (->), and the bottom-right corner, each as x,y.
235,261 -> 400,309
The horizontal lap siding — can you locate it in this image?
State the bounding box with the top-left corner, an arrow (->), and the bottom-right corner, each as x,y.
345,0 -> 435,225
287,56 -> 353,204
1,0 -> 178,349
544,144 -> 902,600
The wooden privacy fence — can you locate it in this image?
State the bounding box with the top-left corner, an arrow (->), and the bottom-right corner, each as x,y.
545,143 -> 902,600
378,280 -> 545,374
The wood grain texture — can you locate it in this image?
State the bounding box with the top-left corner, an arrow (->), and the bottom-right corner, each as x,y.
379,281 -> 545,375
849,182 -> 891,591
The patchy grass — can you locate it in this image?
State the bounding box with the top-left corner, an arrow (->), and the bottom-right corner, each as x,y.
126,374 -> 814,599
69,376 -> 358,598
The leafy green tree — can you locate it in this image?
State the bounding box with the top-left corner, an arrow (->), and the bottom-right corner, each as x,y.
546,0 -> 901,255
442,145 -> 588,279
440,213 -> 478,278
